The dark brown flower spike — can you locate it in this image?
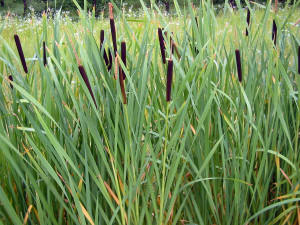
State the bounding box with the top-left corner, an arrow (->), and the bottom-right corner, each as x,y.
108,48 -> 113,71
109,3 -> 117,54
272,19 -> 277,47
78,65 -> 97,108
298,46 -> 300,75
158,28 -> 166,64
166,59 -> 173,102
246,8 -> 250,36
116,57 -> 126,104
235,49 -> 242,82
43,41 -> 47,66
100,30 -> 109,68
121,42 -> 126,80
14,34 -> 28,73
9,75 -> 13,90
195,17 -> 199,27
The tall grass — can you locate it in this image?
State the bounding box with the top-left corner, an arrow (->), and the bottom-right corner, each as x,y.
0,0 -> 300,224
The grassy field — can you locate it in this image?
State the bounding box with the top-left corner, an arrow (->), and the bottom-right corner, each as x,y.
0,0 -> 300,224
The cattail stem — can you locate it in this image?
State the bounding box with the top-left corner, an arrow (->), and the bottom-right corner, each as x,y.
14,34 -> 28,73
235,49 -> 242,82
272,19 -> 277,47
166,59 -> 173,102
9,75 -> 13,90
78,65 -> 97,108
43,41 -> 47,66
121,42 -> 126,80
100,30 -> 110,68
246,8 -> 250,36
158,28 -> 166,64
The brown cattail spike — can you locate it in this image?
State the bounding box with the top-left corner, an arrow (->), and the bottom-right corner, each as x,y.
170,33 -> 174,55
14,34 -> 28,74
78,65 -> 97,108
246,8 -> 250,36
43,41 -> 47,66
9,75 -> 13,90
272,19 -> 277,47
121,42 -> 126,80
195,17 -> 199,27
235,49 -> 242,82
116,57 -> 126,104
100,30 -> 109,68
108,49 -> 113,71
166,59 -> 174,102
158,28 -> 166,64
298,46 -> 300,75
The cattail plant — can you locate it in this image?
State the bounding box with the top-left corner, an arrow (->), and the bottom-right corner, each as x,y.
246,8 -> 250,36
272,19 -> 277,46
170,32 -> 174,55
100,30 -> 110,68
115,57 -> 126,104
235,49 -> 242,82
121,41 -> 126,80
43,41 -> 47,66
8,75 -> 13,90
195,17 -> 199,27
109,3 -> 117,54
166,43 -> 174,102
14,34 -> 28,73
78,65 -> 97,108
158,28 -> 166,64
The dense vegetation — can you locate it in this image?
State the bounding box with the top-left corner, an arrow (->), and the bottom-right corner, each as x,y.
0,0 -> 300,224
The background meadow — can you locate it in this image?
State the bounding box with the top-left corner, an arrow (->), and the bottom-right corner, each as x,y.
0,0 -> 300,224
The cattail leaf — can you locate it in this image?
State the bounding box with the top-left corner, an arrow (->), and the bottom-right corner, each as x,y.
298,46 -> 300,75
100,30 -> 109,68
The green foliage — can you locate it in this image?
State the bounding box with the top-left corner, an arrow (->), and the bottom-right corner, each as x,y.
0,0 -> 300,224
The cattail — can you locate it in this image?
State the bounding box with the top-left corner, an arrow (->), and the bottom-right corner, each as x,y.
100,30 -> 109,68
121,42 -> 126,80
166,59 -> 173,102
246,8 -> 250,36
14,34 -> 28,73
116,57 -> 126,104
43,41 -> 47,66
78,65 -> 97,108
195,17 -> 199,27
272,19 -> 277,47
158,28 -> 166,64
108,49 -> 113,71
109,3 -> 117,54
235,49 -> 242,82
298,46 -> 300,74
8,75 -> 13,90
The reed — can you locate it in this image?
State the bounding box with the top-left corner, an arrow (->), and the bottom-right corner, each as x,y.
121,41 -> 126,80
78,65 -> 97,108
116,57 -> 126,104
235,49 -> 242,82
158,28 -> 166,64
14,34 -> 28,73
109,3 -> 117,54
